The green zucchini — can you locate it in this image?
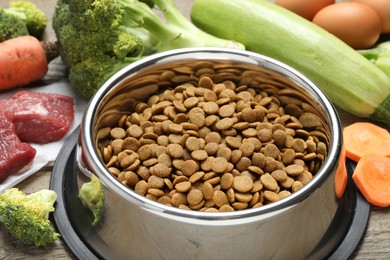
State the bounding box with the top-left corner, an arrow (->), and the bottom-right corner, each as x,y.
191,0 -> 390,125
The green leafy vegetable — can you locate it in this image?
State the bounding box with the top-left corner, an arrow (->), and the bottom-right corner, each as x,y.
52,0 -> 244,99
78,175 -> 105,226
0,188 -> 60,247
3,0 -> 47,38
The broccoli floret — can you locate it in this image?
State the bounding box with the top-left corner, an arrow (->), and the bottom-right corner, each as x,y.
0,10 -> 28,42
78,175 -> 105,226
0,188 -> 60,247
3,0 -> 47,38
52,0 -> 244,99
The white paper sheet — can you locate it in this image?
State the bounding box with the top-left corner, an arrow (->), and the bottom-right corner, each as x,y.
0,79 -> 88,192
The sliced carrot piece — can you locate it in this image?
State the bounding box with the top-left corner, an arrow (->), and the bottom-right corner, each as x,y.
335,145 -> 347,199
352,154 -> 390,207
343,122 -> 390,162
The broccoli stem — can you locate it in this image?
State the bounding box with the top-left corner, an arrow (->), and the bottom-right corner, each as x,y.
120,0 -> 245,52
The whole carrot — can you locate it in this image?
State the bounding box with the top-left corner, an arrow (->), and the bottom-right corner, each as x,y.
0,35 -> 59,90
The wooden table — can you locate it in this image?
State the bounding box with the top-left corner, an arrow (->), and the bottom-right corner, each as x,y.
1,0 -> 390,259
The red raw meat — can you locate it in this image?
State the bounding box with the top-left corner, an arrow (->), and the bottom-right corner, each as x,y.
6,91 -> 74,143
0,116 -> 36,182
0,91 -> 74,182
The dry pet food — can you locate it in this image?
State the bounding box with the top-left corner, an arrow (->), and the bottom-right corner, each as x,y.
95,60 -> 330,212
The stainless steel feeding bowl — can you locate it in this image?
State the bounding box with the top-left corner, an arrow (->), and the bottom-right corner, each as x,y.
77,47 -> 342,259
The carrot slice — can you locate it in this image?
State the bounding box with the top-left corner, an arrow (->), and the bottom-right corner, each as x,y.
352,154 -> 390,207
343,122 -> 390,162
335,145 -> 347,199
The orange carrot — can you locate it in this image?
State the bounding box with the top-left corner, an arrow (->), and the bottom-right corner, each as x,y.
352,154 -> 390,207
0,36 -> 58,90
343,122 -> 390,162
335,145 -> 347,199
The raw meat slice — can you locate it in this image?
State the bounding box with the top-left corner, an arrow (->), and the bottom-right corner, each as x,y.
7,91 -> 74,143
0,116 -> 36,182
0,91 -> 74,182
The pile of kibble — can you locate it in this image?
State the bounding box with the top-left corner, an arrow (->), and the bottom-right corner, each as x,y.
96,62 -> 328,212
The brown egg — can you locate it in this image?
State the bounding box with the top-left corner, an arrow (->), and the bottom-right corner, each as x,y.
312,2 -> 381,49
275,0 -> 335,20
352,0 -> 390,33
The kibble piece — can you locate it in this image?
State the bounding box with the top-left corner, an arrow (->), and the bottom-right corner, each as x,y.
236,157 -> 252,172
264,190 -> 280,202
187,189 -> 204,205
211,157 -> 228,173
148,175 -> 165,189
158,196 -> 172,205
247,166 -> 264,175
225,136 -> 242,149
217,146 -> 232,161
260,173 -> 279,191
230,149 -> 242,164
204,89 -> 218,101
220,173 -> 234,189
148,188 -> 165,197
184,96 -> 199,109
292,181 -> 304,192
125,171 -> 139,188
203,102 -> 219,114
262,144 -> 280,159
167,143 -> 184,158
110,127 -> 126,139
241,108 -> 257,123
279,190 -> 291,200
171,192 -> 187,207
122,137 -> 140,152
232,202 -> 248,210
215,118 -> 234,130
203,182 -> 214,200
213,190 -> 228,207
218,104 -> 236,118
191,150 -> 208,161
233,175 -> 254,193
189,171 -> 205,183
181,160 -> 199,176
257,128 -> 273,143
271,169 -> 288,182
199,76 -> 214,90
151,163 -> 171,178
188,111 -> 205,128
138,145 -> 153,161
168,123 -> 183,133
134,180 -> 148,196
299,113 -> 322,128
126,124 -> 142,138
175,181 -> 192,192
186,136 -> 201,151
204,142 -> 219,155
205,132 -> 222,144
239,142 -> 255,157
282,149 -> 295,165
292,138 -> 307,153
219,204 -> 234,212
280,176 -> 295,189
285,164 -> 304,176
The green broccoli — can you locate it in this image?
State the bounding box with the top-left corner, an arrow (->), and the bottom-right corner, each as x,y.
2,0 -> 47,38
0,9 -> 28,42
52,0 -> 244,99
78,175 -> 105,226
0,188 -> 60,247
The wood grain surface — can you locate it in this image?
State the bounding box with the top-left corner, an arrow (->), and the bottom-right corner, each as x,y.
0,0 -> 389,259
